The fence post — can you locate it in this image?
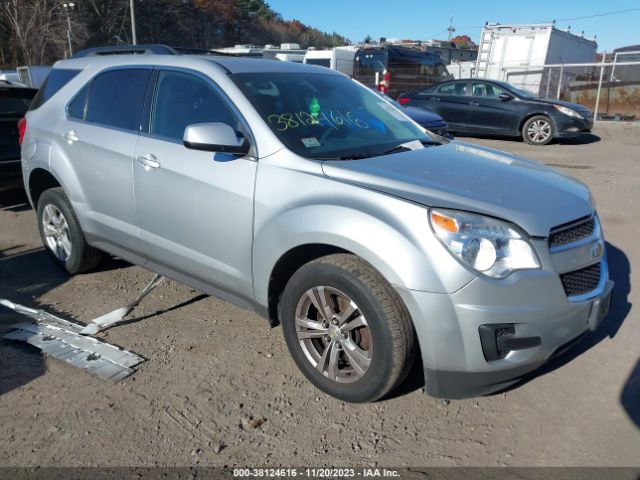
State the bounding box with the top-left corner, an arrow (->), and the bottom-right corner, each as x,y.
556,64 -> 564,99
594,52 -> 606,119
545,68 -> 551,98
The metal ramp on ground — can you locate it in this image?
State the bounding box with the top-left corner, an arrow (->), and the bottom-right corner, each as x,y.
0,275 -> 164,381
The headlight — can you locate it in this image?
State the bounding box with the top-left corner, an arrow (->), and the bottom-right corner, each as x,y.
554,105 -> 583,119
429,209 -> 540,278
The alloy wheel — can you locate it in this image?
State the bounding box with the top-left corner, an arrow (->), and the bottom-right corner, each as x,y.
41,204 -> 72,262
527,119 -> 551,143
295,286 -> 372,383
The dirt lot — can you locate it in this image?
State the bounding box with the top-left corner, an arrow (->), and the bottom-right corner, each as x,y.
1,122 -> 638,468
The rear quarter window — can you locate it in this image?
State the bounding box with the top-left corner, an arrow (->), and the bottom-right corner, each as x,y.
29,69 -> 80,110
67,84 -> 90,120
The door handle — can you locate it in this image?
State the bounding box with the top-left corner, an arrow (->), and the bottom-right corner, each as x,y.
429,97 -> 440,101
64,130 -> 79,143
136,154 -> 160,170
469,101 -> 480,106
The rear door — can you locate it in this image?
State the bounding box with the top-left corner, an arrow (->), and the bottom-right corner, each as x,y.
132,69 -> 257,300
55,67 -> 152,258
413,81 -> 470,130
467,81 -> 519,134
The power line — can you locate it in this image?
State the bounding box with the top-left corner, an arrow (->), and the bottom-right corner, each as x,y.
425,7 -> 640,43
551,7 -> 640,22
437,7 -> 640,37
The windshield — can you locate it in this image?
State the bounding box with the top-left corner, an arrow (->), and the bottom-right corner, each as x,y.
232,72 -> 436,159
498,81 -> 536,99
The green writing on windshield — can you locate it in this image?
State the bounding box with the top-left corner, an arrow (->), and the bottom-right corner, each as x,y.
267,110 -> 369,132
309,97 -> 320,122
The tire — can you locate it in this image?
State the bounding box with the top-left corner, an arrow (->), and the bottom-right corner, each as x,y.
522,115 -> 554,145
280,254 -> 416,403
36,187 -> 102,274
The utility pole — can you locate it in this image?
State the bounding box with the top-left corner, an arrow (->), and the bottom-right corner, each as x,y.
62,2 -> 75,56
447,16 -> 455,42
130,0 -> 138,45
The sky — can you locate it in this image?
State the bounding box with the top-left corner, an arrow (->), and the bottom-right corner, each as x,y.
267,0 -> 640,52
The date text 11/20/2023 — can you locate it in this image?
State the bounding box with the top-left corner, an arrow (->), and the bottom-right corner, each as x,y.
233,468 -> 400,477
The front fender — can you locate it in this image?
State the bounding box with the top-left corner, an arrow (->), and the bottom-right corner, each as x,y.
252,158 -> 475,305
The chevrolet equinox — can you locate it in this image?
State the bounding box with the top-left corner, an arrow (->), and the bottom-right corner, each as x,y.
19,54 -> 613,402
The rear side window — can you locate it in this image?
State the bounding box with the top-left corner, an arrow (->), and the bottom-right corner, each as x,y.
85,69 -> 151,131
434,82 -> 468,96
29,69 -> 80,110
151,70 -> 238,141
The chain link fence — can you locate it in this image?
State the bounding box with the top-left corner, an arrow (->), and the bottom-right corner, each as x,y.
502,61 -> 640,121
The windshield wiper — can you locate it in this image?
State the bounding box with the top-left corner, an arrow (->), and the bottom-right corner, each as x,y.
378,139 -> 441,157
315,139 -> 442,161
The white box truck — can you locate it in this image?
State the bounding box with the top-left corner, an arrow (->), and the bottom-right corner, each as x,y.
303,47 -> 358,76
475,23 -> 597,96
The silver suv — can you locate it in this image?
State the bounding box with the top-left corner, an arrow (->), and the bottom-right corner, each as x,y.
20,54 -> 613,402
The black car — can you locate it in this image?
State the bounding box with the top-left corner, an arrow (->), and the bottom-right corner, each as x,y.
1,81 -> 37,179
398,79 -> 594,145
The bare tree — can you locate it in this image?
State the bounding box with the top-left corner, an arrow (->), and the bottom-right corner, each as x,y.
0,0 -> 67,65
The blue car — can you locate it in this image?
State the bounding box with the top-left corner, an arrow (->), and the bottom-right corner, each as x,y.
374,89 -> 451,138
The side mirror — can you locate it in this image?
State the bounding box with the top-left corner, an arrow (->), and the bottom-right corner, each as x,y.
183,122 -> 249,155
499,92 -> 513,101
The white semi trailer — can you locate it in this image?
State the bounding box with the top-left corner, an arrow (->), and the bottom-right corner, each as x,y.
475,23 -> 597,96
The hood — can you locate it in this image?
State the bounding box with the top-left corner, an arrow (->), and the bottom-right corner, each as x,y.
321,141 -> 592,237
533,98 -> 592,115
402,106 -> 446,125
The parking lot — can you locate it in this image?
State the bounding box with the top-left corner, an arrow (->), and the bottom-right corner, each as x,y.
0,122 -> 638,467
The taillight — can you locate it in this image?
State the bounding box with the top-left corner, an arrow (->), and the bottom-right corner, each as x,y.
18,117 -> 27,145
398,97 -> 410,105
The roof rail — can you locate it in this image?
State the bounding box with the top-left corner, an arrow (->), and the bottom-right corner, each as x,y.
72,44 -> 179,58
171,46 -> 218,55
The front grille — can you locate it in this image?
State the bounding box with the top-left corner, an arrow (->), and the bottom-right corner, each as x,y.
549,217 -> 595,248
560,262 -> 601,296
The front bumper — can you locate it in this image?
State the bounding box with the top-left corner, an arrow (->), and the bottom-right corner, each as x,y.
554,115 -> 594,137
394,259 -> 613,399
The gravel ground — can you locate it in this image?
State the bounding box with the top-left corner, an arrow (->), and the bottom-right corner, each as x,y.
0,122 -> 638,467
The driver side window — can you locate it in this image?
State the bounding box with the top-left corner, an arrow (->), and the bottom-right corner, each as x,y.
151,70 -> 239,142
471,82 -> 507,98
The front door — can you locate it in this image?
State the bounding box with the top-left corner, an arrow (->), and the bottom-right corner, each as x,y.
417,81 -> 470,130
466,81 -> 519,134
132,69 -> 257,299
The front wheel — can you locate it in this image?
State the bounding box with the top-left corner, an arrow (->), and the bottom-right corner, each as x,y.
522,115 -> 554,145
280,254 -> 416,403
37,187 -> 102,274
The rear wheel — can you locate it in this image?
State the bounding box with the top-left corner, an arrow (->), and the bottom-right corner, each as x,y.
37,188 -> 102,274
280,254 -> 416,403
522,115 -> 554,145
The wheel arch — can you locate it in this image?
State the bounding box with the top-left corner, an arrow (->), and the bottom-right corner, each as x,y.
28,168 -> 62,207
266,243 -> 350,326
